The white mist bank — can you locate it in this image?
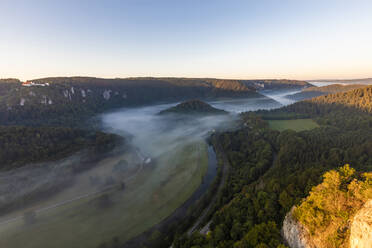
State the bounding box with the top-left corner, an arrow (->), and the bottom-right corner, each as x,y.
259,89 -> 302,106
101,102 -> 234,158
100,95 -> 286,158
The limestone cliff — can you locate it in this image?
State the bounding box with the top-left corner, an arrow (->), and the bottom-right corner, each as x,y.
283,201 -> 372,248
350,200 -> 372,248
282,207 -> 316,248
282,166 -> 372,248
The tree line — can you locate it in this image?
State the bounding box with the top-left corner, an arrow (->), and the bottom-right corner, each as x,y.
0,126 -> 121,171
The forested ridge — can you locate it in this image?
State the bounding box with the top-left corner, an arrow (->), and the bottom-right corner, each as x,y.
303,84 -> 366,93
239,79 -> 309,90
258,86 -> 372,125
304,85 -> 372,112
0,126 -> 121,171
287,84 -> 368,101
172,86 -> 372,248
285,85 -> 372,113
0,78 -> 128,170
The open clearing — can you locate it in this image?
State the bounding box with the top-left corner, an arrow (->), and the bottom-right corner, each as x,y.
268,119 -> 319,132
0,141 -> 208,248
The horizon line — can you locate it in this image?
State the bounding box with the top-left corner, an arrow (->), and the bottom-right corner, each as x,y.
2,75 -> 372,82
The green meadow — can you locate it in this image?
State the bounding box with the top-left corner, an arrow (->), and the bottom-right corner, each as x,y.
268,119 -> 319,132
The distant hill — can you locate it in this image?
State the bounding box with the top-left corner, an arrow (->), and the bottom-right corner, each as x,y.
309,78 -> 372,84
300,85 -> 372,113
0,77 -> 305,127
276,85 -> 372,116
0,79 -> 20,97
286,84 -> 367,101
256,85 -> 372,130
159,99 -> 227,115
242,79 -> 310,90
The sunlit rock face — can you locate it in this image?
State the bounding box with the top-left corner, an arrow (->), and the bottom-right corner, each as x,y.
282,207 -> 316,248
350,200 -> 372,248
283,201 -> 372,248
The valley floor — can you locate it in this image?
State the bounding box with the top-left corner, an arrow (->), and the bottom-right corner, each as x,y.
0,141 -> 209,248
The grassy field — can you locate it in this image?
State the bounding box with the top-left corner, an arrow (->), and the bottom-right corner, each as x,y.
0,141 -> 208,248
268,119 -> 319,132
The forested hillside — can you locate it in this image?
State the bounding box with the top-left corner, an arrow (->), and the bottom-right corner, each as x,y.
159,100 -> 227,115
287,84 -> 367,101
172,86 -> 372,248
303,85 -> 372,112
257,86 -> 372,127
0,79 -> 20,96
0,77 -> 308,127
0,126 -> 121,171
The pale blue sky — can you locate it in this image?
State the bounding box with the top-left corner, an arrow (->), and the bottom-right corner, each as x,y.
1,0 -> 372,80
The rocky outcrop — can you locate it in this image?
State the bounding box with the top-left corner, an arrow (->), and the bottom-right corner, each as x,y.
282,207 -> 316,248
283,201 -> 372,248
350,200 -> 372,248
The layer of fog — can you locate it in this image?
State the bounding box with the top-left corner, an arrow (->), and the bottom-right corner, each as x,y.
207,96 -> 282,113
102,103 -> 234,158
259,89 -> 302,106
310,81 -> 339,87
0,154 -> 82,213
0,147 -> 139,223
101,94 -> 290,158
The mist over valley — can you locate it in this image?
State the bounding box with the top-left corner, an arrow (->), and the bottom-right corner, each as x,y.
2,1 -> 372,246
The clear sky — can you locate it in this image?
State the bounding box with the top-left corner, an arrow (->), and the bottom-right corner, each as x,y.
1,0 -> 372,81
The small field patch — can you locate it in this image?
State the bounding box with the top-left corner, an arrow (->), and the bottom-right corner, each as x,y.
268,119 -> 319,132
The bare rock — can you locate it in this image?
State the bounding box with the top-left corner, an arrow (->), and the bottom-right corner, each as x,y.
350,200 -> 372,248
282,207 -> 316,248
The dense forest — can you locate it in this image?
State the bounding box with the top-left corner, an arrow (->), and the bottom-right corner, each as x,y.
172,86 -> 372,248
0,77 -> 307,127
0,126 -> 121,171
303,84 -> 366,93
287,84 -> 367,101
